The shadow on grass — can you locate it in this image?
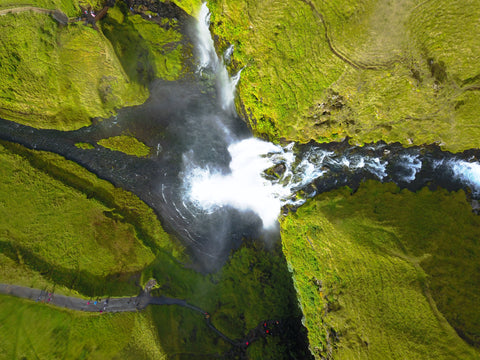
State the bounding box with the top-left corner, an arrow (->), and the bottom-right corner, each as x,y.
0,240 -> 139,297
1,140 -> 162,255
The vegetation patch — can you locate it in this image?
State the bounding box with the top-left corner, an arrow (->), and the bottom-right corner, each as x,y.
161,0 -> 202,17
281,181 -> 480,359
98,134 -> 151,157
74,142 -> 95,149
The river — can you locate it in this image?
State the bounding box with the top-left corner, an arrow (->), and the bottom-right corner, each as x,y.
0,3 -> 479,272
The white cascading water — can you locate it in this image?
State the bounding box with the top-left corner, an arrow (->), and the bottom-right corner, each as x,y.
195,3 -> 218,70
195,3 -> 242,113
448,160 -> 480,195
185,3 -> 480,230
187,138 -> 292,228
398,154 -> 422,182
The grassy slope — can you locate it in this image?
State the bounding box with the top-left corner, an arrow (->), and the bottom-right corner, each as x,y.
209,0 -> 480,152
0,141 -> 186,296
0,11 -> 147,130
101,3 -> 185,86
281,181 -> 480,359
0,141 -> 154,295
0,0 -> 188,130
0,0 -> 79,16
0,294 -> 172,359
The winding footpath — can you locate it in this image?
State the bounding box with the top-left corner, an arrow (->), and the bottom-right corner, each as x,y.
0,283 -> 273,348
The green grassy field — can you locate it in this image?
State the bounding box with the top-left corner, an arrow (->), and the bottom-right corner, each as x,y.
0,294 -> 170,359
0,140 -> 187,296
0,0 -> 79,16
0,10 -> 147,130
281,181 -> 480,359
0,141 -> 154,295
209,0 -> 480,152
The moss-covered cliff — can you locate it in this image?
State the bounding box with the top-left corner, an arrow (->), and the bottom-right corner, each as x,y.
281,182 -> 480,359
210,0 -> 480,152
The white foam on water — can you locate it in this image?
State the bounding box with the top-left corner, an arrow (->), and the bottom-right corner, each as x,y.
398,154 -> 422,182
186,138 -> 292,228
364,157 -> 388,180
449,160 -> 480,195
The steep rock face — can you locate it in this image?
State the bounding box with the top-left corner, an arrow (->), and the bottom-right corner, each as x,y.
209,0 -> 480,152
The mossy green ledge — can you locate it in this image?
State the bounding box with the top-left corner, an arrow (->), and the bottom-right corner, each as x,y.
209,0 -> 480,152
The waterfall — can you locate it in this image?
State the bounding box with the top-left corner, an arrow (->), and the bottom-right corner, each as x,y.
194,2 -> 240,113
184,2 -> 480,232
195,3 -> 218,70
186,138 -> 289,229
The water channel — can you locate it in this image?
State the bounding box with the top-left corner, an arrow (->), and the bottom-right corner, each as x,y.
0,3 -> 479,273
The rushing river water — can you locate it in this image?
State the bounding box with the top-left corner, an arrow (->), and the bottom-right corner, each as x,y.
1,4 -> 479,272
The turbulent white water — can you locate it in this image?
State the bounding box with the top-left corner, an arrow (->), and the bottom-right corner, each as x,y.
186,138 -> 290,228
184,137 -> 398,228
398,154 -> 422,182
449,160 -> 480,195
